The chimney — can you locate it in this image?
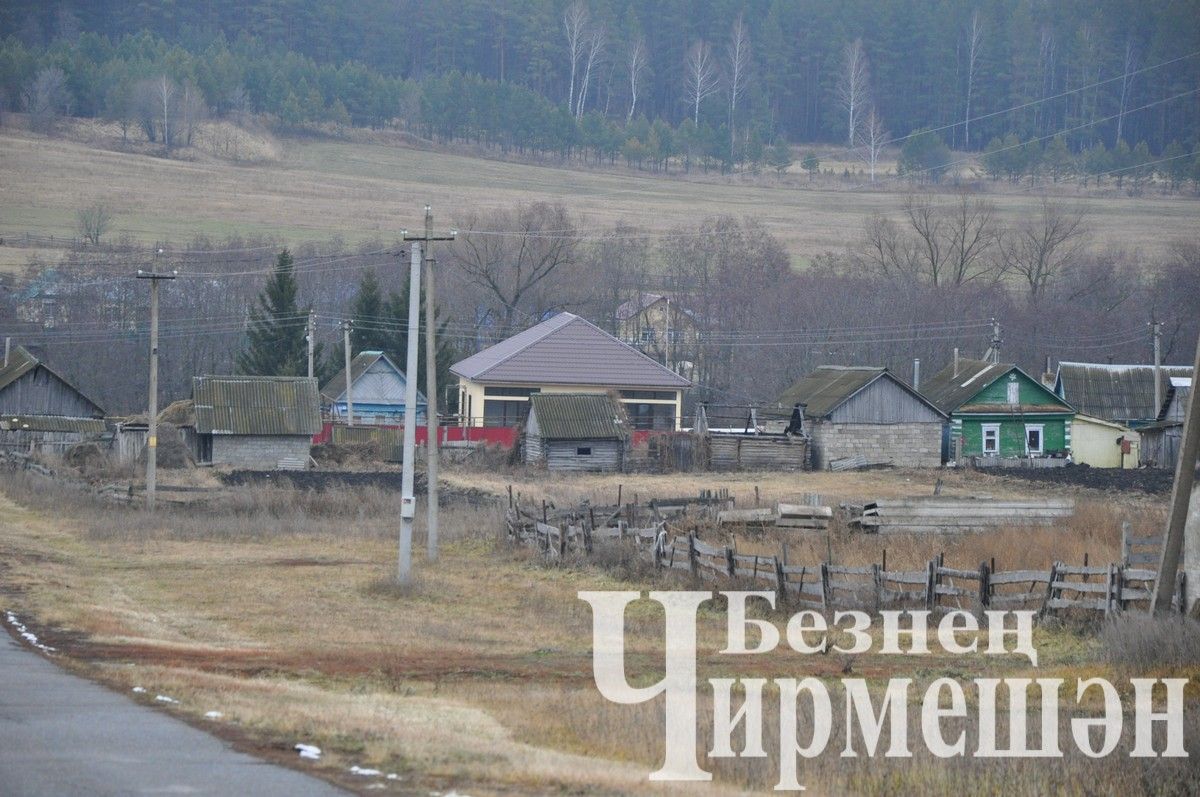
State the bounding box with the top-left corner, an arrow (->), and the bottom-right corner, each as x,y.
1045,354 -> 1051,375
3,337 -> 8,368
912,358 -> 921,390
953,347 -> 960,378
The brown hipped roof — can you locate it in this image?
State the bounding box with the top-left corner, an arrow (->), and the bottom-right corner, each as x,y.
451,313 -> 690,389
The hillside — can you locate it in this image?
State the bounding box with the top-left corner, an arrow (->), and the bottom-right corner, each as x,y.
1,129 -> 1197,270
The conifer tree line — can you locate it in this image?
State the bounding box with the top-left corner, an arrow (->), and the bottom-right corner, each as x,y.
2,0 -> 1198,173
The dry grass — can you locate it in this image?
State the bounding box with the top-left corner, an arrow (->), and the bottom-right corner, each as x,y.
0,467 -> 1194,795
1,129 -> 1196,263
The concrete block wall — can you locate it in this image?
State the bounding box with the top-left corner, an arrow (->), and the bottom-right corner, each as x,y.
810,422 -> 942,469
212,435 -> 311,469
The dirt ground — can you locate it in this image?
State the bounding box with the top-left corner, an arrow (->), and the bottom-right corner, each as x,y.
0,464 -> 1195,795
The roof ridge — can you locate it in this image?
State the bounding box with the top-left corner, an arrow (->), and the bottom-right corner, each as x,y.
569,313 -> 689,380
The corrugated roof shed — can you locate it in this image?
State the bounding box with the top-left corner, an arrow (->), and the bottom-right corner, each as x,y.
193,376 -> 321,436
777,366 -> 887,418
528,393 -> 627,440
1055,361 -> 1192,422
451,312 -> 690,389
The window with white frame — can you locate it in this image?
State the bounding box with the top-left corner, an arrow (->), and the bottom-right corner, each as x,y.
1025,424 -> 1044,456
1006,379 -> 1020,405
982,423 -> 1000,455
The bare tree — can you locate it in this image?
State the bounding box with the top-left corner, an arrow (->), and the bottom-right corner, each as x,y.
22,67 -> 69,134
1001,199 -> 1089,299
855,106 -> 888,181
1115,39 -> 1136,146
179,81 -> 207,147
940,192 -> 1001,285
626,35 -> 647,123
963,9 -> 983,148
837,38 -> 870,147
134,75 -> 180,154
449,203 -> 581,335
726,15 -> 751,158
683,40 -> 720,125
575,24 -> 607,119
563,1 -> 589,114
76,201 -> 115,246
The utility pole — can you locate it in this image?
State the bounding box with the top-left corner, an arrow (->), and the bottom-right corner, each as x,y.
306,309 -> 315,379
136,267 -> 176,513
990,318 -> 1002,364
1151,331 -> 1200,614
398,243 -> 422,584
1153,319 -> 1163,415
403,206 -> 456,563
341,320 -> 354,426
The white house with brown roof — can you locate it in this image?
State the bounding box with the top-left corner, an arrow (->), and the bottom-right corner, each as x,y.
451,312 -> 690,430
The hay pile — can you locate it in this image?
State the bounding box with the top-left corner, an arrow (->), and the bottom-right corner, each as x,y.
158,400 -> 195,427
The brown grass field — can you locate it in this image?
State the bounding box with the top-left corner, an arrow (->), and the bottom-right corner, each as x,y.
1,126 -> 1198,273
1,464 -> 1198,795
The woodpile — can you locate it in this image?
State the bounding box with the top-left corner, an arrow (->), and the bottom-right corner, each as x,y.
716,501 -> 833,532
848,496 -> 1075,533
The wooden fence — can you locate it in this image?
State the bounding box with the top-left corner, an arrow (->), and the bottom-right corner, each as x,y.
505,496 -> 1186,618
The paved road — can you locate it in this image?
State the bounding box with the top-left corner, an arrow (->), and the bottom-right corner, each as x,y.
0,629 -> 346,796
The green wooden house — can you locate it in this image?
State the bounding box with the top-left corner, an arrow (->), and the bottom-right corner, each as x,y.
922,359 -> 1075,459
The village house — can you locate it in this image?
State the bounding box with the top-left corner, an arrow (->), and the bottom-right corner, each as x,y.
451,312 -> 690,431
191,375 -> 321,470
1140,376 -> 1191,468
775,366 -> 945,469
923,359 -> 1074,462
320,350 -> 425,425
1069,414 -> 1140,469
614,292 -> 699,377
523,393 -> 628,472
0,344 -> 106,451
1053,361 -> 1192,428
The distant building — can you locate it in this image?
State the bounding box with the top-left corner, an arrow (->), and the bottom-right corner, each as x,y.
776,366 -> 945,469
615,293 -> 698,376
1054,361 -> 1192,428
451,312 -> 690,430
524,393 -> 628,472
923,359 -> 1074,461
191,375 -> 321,470
0,345 -> 107,452
320,350 -> 425,424
1140,376 -> 1191,468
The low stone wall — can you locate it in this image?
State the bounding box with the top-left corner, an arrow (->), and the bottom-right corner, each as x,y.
809,422 -> 941,469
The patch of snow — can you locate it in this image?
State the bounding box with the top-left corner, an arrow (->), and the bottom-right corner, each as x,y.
386,773 -> 400,781
295,743 -> 322,761
204,711 -> 223,719
131,686 -> 147,693
349,766 -> 382,777
5,611 -> 56,653
155,695 -> 179,704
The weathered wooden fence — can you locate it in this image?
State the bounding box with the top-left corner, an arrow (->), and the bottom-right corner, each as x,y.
505,496 -> 1185,618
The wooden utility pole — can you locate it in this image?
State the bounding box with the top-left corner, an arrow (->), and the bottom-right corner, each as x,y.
1151,332 -> 1200,613
398,244 -> 422,584
136,267 -> 176,513
341,320 -> 354,426
306,309 -> 315,379
404,206 -> 456,562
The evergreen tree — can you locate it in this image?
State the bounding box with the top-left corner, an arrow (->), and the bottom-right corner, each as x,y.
236,249 -> 310,376
350,268 -> 388,353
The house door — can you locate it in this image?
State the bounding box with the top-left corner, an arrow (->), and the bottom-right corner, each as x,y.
1024,424 -> 1044,456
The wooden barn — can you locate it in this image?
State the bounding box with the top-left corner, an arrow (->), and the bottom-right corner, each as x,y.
0,344 -> 106,452
523,393 -> 628,472
1140,376 -> 1191,468
192,375 -> 321,470
776,366 -> 945,469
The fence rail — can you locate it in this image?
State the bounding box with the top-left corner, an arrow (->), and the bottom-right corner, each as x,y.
505,495 -> 1186,618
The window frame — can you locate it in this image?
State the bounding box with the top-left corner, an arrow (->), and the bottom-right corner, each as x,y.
1006,379 -> 1020,405
1024,424 -> 1045,456
981,423 -> 1001,455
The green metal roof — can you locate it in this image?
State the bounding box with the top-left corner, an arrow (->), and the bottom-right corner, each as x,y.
528,393 -> 627,440
0,415 -> 106,433
193,376 -> 321,436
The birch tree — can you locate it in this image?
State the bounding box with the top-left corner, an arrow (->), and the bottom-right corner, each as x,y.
1115,39 -> 1136,146
683,40 -> 720,125
563,1 -> 588,113
726,15 -> 751,158
575,24 -> 607,119
626,35 -> 647,123
855,106 -> 888,181
963,9 -> 983,148
837,38 -> 870,147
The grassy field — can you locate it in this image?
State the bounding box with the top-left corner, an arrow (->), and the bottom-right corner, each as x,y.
1,127 -> 1197,272
1,464 -> 1197,795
